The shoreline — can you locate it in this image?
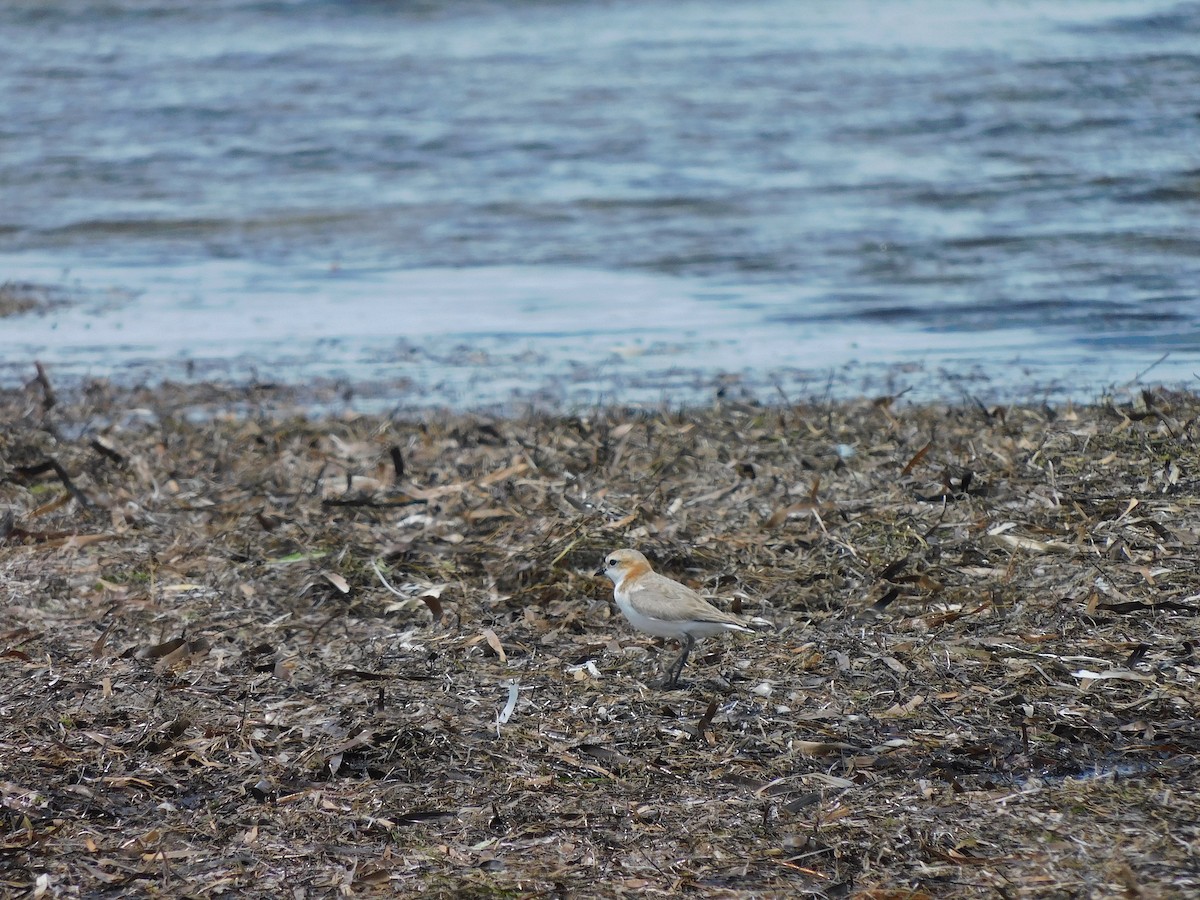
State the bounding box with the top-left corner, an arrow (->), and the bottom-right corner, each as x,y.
3,274 -> 1197,416
3,378 -> 1198,895
2,352 -> 1192,424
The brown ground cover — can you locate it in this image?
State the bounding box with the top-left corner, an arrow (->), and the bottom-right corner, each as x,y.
2,375 -> 1198,897
0,283 -> 69,319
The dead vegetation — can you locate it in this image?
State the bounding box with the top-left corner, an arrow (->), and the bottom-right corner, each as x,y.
2,373 -> 1199,897
0,283 -> 69,319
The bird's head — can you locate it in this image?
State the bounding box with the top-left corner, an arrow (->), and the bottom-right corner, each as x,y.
595,548 -> 651,584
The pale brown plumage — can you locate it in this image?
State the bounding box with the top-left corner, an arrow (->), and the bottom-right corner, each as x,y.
597,548 -> 756,687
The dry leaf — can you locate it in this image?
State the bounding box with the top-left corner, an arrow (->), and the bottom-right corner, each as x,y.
902,438 -> 934,475
323,572 -> 350,593
482,628 -> 507,663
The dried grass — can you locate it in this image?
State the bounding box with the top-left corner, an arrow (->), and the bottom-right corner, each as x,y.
2,376 -> 1198,897
0,283 -> 69,319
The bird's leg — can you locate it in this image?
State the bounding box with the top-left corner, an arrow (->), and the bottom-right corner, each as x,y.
664,633 -> 695,688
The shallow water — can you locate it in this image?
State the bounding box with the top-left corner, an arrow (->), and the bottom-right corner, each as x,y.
2,0 -> 1199,407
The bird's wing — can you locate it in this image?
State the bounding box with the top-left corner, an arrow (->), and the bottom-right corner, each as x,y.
626,572 -> 748,626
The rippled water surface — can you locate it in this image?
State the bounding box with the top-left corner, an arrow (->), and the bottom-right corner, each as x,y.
2,0 -> 1199,406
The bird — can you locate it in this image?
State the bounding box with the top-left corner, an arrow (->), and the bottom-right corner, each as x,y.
596,548 -> 758,687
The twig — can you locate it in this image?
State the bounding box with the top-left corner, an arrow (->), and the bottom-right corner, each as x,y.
1127,352 -> 1170,386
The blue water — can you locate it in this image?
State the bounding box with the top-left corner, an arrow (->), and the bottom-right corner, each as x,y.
2,0 -> 1199,407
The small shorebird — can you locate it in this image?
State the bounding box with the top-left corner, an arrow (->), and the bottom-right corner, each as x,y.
596,548 -> 757,687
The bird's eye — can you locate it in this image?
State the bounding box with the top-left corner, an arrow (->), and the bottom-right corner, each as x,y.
606,558 -> 615,567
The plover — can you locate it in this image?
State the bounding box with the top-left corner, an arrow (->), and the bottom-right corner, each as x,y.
596,548 -> 759,687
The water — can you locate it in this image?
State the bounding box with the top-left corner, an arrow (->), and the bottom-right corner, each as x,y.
2,0 -> 1199,408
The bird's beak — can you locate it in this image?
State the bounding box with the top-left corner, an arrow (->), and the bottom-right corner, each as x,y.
594,566 -> 606,578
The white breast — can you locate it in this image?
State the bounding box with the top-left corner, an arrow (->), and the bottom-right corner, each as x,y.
614,591 -> 689,638
614,587 -> 747,640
